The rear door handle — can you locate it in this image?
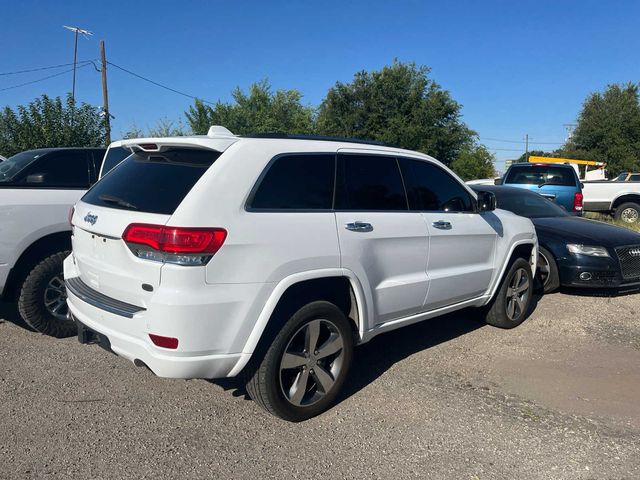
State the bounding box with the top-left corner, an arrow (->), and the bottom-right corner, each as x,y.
432,220 -> 452,230
345,221 -> 373,232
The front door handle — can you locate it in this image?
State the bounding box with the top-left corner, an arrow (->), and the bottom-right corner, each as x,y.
432,220 -> 452,230
345,221 -> 373,232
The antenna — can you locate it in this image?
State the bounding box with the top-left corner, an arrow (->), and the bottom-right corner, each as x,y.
63,25 -> 93,102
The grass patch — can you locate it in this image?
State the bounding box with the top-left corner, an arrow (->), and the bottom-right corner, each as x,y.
584,212 -> 640,232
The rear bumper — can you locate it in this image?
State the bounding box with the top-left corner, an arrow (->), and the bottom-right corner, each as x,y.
69,305 -> 247,379
64,255 -> 260,379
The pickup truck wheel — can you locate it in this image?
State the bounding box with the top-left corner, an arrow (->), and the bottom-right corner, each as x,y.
245,301 -> 353,422
18,251 -> 76,338
537,247 -> 560,293
485,258 -> 533,329
614,202 -> 640,224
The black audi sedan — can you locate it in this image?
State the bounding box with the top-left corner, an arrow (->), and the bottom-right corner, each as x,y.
473,185 -> 640,293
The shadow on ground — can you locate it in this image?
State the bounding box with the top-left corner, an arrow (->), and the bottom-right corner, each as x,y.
0,301 -> 33,332
214,304 -> 514,405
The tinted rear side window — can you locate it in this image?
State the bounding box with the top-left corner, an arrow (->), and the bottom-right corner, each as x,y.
100,147 -> 131,178
399,158 -> 474,212
250,154 -> 335,210
335,154 -> 408,210
505,166 -> 577,187
82,148 -> 221,215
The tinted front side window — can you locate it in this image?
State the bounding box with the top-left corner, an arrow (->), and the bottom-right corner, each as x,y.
24,151 -> 90,187
250,154 -> 335,210
82,148 -> 220,215
505,166 -> 577,187
400,158 -> 474,212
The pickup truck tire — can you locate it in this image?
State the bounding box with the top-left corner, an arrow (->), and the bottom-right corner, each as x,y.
245,301 -> 354,422
484,257 -> 533,329
18,251 -> 76,338
614,202 -> 640,224
537,247 -> 560,294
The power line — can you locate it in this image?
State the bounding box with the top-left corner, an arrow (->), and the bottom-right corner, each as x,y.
106,61 -> 216,105
0,62 -> 92,92
488,147 -> 527,152
481,136 -> 564,146
0,60 -> 95,76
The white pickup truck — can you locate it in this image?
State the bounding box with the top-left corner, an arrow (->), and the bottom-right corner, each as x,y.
582,180 -> 640,223
0,147 -> 106,336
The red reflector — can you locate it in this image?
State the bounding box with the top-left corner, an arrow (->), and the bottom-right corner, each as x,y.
123,224 -> 227,254
574,192 -> 584,211
149,334 -> 179,349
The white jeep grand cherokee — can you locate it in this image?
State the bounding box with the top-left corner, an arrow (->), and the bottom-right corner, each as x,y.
65,126 -> 537,421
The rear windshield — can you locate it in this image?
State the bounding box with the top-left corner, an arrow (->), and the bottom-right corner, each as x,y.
505,166 -> 577,187
100,146 -> 131,178
82,148 -> 221,215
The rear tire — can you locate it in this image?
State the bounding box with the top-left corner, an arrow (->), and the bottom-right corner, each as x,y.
18,251 -> 76,338
614,202 -> 640,224
245,301 -> 353,422
485,257 -> 533,329
537,246 -> 560,293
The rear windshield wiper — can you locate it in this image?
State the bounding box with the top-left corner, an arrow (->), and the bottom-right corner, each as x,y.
98,194 -> 138,210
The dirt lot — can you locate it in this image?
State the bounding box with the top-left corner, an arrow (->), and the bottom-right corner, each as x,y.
1,290 -> 639,480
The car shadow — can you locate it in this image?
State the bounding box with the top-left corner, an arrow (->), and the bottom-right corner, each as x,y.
213,296 -> 541,407
0,301 -> 34,332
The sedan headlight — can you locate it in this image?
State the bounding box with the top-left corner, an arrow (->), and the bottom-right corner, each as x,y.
566,244 -> 610,257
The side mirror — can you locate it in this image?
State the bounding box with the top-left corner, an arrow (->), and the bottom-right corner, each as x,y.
476,191 -> 496,212
26,173 -> 45,184
580,182 -> 584,189
494,178 -> 503,185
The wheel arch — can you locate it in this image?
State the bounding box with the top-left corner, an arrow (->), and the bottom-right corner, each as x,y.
2,231 -> 71,299
228,269 -> 367,377
612,194 -> 640,210
485,240 -> 536,303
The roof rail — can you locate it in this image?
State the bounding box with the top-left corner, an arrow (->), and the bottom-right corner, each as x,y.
241,132 -> 398,148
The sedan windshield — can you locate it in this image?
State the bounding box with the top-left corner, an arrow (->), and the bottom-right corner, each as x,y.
476,188 -> 569,218
0,150 -> 44,182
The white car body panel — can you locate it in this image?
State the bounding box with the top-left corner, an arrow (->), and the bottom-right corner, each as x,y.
582,181 -> 640,212
65,133 -> 537,380
0,188 -> 83,293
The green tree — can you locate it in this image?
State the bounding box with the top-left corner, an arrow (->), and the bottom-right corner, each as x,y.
451,144 -> 496,180
0,94 -> 105,156
563,83 -> 640,176
185,80 -> 315,135
316,60 -> 475,165
123,118 -> 189,139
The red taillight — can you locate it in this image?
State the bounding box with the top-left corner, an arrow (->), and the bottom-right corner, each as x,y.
122,224 -> 227,265
574,192 -> 584,212
68,206 -> 75,226
149,333 -> 179,349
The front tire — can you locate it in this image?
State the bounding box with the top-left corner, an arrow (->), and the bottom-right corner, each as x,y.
614,202 -> 640,224
485,257 -> 533,329
537,246 -> 560,293
245,301 -> 354,422
18,251 -> 76,338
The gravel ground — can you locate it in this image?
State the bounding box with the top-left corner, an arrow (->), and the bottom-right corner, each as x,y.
1,290 -> 639,480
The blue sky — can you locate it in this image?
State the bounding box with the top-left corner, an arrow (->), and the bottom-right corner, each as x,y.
1,0 -> 639,170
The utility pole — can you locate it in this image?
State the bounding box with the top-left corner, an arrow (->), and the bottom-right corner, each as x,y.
63,26 -> 93,103
100,40 -> 111,145
524,133 -> 529,163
